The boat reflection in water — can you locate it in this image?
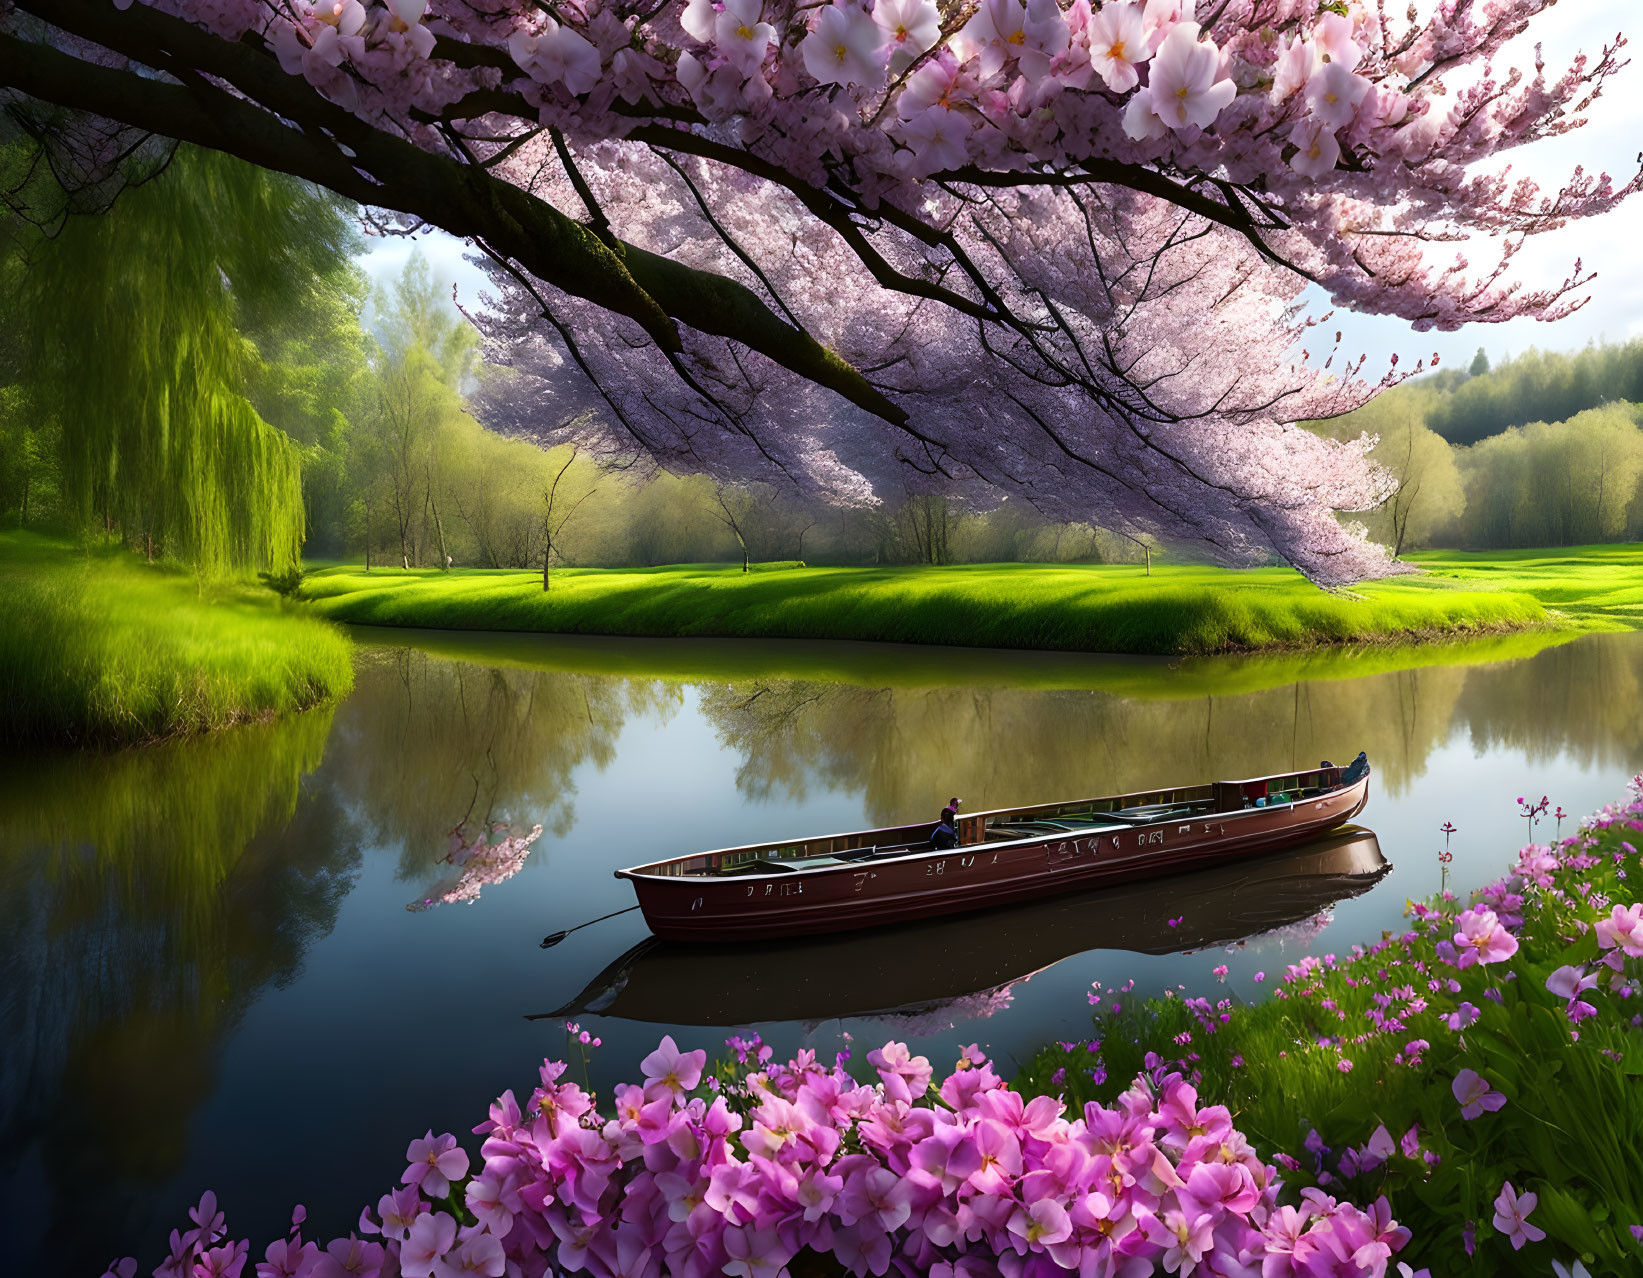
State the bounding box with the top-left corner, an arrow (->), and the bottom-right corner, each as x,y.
547,826 -> 1388,1026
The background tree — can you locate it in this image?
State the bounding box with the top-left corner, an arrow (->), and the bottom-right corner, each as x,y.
1314,390 -> 1465,555
540,445 -> 603,590
2,0 -> 1635,585
3,146 -> 362,573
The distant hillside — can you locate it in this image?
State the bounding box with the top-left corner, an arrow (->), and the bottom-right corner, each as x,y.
1423,339 -> 1643,445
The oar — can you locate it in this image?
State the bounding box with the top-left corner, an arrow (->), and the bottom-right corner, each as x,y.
540,905 -> 641,948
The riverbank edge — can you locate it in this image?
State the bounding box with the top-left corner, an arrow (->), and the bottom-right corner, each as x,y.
0,532 -> 355,750
1016,787 -> 1643,1275
298,561 -> 1562,658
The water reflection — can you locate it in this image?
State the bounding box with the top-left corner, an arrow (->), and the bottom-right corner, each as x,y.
3,627 -> 1643,1278
331,648 -> 681,894
698,631 -> 1643,817
0,710 -> 357,1266
548,827 -> 1387,1025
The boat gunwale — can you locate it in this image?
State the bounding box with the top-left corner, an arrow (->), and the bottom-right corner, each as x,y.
614,767 -> 1369,885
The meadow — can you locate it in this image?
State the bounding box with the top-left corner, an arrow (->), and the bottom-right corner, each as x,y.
298,554 -> 1576,657
0,532 -> 354,747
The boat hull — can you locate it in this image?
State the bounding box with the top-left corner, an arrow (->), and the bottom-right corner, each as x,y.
622,774 -> 1370,941
558,827 -> 1387,1023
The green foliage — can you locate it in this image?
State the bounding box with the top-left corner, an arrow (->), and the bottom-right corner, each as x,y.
1452,404 -> 1643,548
1314,385 -> 1465,553
0,531 -> 353,747
297,558 -> 1547,655
6,147 -> 361,574
1017,812 -> 1643,1275
1424,339 -> 1643,446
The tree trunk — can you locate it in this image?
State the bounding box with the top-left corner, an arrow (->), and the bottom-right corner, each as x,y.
1143,542 -> 1150,576
543,534 -> 552,591
145,529 -> 154,562
430,486 -> 450,570
364,497 -> 373,571
19,473 -> 29,527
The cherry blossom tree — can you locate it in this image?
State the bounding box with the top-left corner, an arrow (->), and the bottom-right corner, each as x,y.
0,0 -> 1634,582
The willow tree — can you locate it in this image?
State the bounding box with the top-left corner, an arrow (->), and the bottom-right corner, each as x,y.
7,144 -> 359,574
2,0 -> 1635,586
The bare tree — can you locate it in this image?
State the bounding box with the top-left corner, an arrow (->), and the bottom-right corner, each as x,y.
709,482 -> 760,573
541,445 -> 600,591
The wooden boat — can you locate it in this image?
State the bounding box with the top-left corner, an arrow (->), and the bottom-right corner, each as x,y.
615,759 -> 1371,941
563,826 -> 1386,1024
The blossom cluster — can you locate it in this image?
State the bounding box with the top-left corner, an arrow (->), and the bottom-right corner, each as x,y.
1042,784 -> 1643,1270
406,822 -> 544,911
201,0 -> 1566,202
105,1035 -> 1413,1278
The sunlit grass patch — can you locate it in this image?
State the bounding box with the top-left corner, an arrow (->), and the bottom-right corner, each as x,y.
300,559 -> 1550,656
0,531 -> 353,747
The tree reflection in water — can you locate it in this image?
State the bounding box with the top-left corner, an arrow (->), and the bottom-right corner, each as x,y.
3,629 -> 1643,1277
0,709 -> 356,1267
330,647 -> 681,895
698,632 -> 1643,822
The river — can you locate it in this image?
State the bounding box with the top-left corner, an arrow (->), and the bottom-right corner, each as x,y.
4,625 -> 1643,1274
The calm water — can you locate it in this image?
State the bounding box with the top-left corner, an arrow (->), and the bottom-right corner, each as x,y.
6,626 -> 1643,1275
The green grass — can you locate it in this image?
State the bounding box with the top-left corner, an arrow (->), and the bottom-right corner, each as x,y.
0,531 -> 354,748
1408,543 -> 1643,629
300,559 -> 1555,657
348,622 -> 1577,700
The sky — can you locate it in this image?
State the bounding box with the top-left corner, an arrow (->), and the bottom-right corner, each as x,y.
358,0 -> 1643,376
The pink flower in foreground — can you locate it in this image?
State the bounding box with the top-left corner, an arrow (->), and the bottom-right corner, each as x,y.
1453,908 -> 1518,968
1446,1001 -> 1480,1031
398,1212 -> 456,1278
1452,1069 -> 1506,1120
1595,903 -> 1643,956
403,1132 -> 469,1199
1492,1181 -> 1545,1250
639,1034 -> 707,1098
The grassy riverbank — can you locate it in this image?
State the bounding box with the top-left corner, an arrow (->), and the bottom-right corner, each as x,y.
1018,791 -> 1643,1275
0,532 -> 353,748
1411,543 -> 1643,629
301,559 -> 1555,657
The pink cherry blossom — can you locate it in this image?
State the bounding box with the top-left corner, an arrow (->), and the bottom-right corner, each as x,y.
872,0 -> 939,64
1085,0 -> 1147,93
1303,62 -> 1371,131
801,4 -> 885,89
1288,114 -> 1340,176
1144,22 -> 1235,132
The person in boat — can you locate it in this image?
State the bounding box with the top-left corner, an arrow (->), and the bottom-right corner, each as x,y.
932,797 -> 961,850
1341,751 -> 1369,784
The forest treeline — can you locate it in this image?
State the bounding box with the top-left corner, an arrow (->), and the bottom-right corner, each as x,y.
0,145 -> 1152,574
4,143 -> 1643,573
1313,341 -> 1643,553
